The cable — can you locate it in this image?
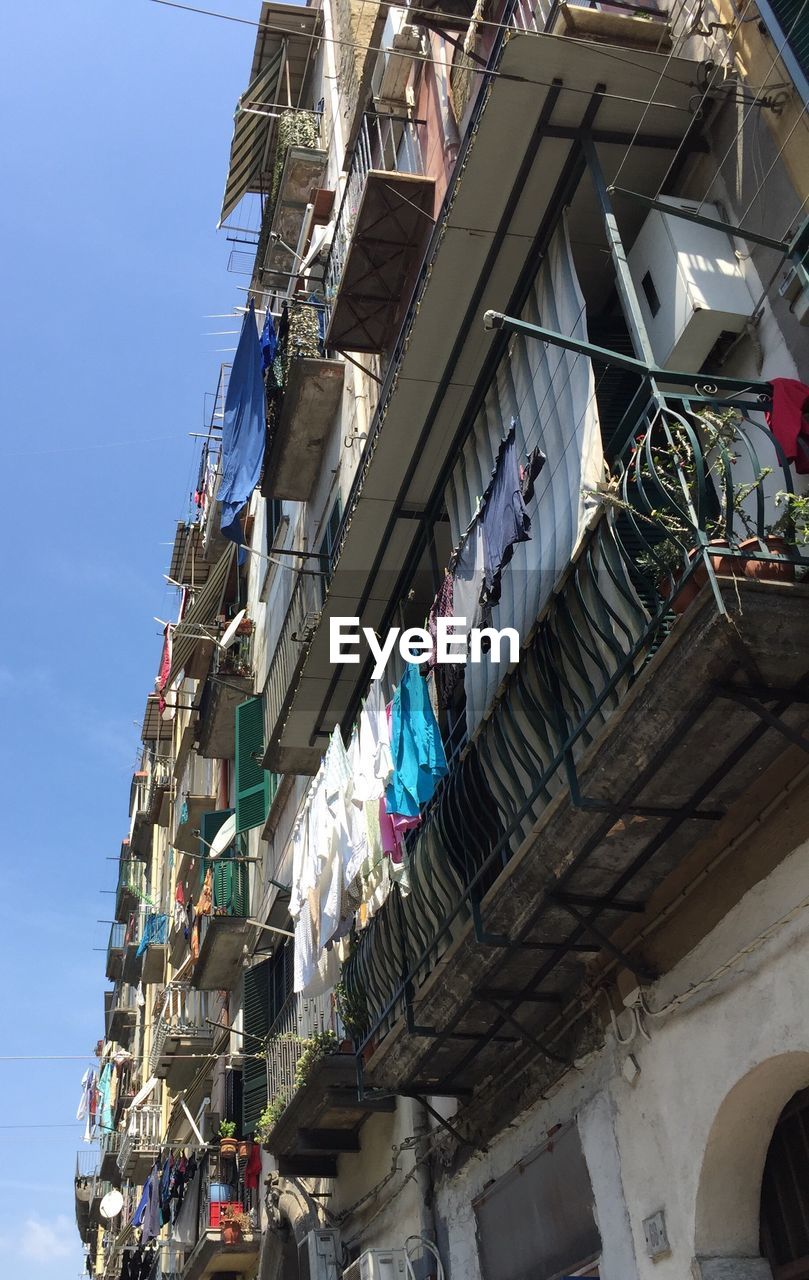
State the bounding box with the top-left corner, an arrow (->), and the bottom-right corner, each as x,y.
737,100 -> 809,227
146,0 -> 698,112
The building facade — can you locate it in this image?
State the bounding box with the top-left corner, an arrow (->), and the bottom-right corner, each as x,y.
74,3 -> 809,1280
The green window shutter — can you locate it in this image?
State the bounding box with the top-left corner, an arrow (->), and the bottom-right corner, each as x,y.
198,808 -> 234,889
235,697 -> 272,834
242,959 -> 271,1135
212,859 -> 249,917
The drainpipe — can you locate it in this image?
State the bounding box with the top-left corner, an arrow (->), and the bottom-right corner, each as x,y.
408,1098 -> 438,1280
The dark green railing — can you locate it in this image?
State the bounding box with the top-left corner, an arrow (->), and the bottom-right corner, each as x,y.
342,393 -> 808,1047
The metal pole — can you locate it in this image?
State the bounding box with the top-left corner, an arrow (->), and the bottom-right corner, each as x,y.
607,186 -> 791,255
582,136 -> 656,370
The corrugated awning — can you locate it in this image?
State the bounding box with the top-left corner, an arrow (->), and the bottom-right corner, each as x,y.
218,3 -> 324,226
219,47 -> 284,227
166,543 -> 236,687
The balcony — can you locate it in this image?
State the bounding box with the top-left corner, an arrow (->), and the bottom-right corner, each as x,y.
173,1155 -> 258,1280
106,923 -> 126,982
254,109 -> 328,291
169,520 -> 211,589
191,861 -> 253,991
262,565 -> 325,773
122,911 -> 169,986
258,14 -> 716,773
341,399 -> 809,1095
106,981 -> 139,1047
99,1129 -> 122,1181
150,984 -> 213,1088
114,859 -> 146,924
259,992 -> 390,1177
74,1151 -> 104,1244
261,300 -> 344,502
324,111 -> 435,354
118,1103 -> 162,1181
196,638 -> 254,760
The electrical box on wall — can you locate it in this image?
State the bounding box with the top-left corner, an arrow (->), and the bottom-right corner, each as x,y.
299,1229 -> 340,1280
627,196 -> 755,371
341,1248 -> 408,1280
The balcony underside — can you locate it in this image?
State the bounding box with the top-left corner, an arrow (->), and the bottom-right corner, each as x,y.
142,943 -> 168,986
325,171 -> 436,354
264,1055 -> 395,1177
119,1144 -> 160,1183
191,916 -> 254,991
361,579 -> 809,1094
99,1145 -> 121,1183
106,946 -> 124,982
262,357 -> 345,500
551,2 -> 673,50
197,674 -> 253,760
108,1007 -> 136,1047
154,1031 -> 215,1087
130,810 -> 153,858
263,31 -> 710,773
115,886 -> 140,923
180,1229 -> 259,1280
174,793 -> 217,857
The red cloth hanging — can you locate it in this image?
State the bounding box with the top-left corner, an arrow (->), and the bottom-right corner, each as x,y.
243,1142 -> 262,1189
766,378 -> 809,474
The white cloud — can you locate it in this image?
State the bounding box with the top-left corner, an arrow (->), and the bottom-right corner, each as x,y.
18,1214 -> 75,1263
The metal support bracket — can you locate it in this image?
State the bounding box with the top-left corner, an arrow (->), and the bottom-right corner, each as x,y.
551,896 -> 656,983
714,684 -> 809,754
478,995 -> 570,1066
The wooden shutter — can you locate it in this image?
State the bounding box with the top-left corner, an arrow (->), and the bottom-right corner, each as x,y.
212,859 -> 249,917
242,959 -> 272,1136
235,697 -> 271,833
763,0 -> 809,83
198,808 -> 234,889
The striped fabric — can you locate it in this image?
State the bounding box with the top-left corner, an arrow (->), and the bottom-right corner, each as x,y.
219,46 -> 284,226
446,216 -> 605,735
166,543 -> 236,688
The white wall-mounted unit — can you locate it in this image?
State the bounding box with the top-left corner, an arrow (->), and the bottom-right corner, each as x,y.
341,1248 -> 408,1280
372,11 -> 422,110
627,196 -> 755,371
299,1229 -> 340,1280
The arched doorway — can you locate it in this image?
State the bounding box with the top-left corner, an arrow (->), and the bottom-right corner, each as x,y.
760,1088 -> 809,1279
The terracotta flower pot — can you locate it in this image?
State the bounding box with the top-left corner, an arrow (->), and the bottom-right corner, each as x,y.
238,1139 -> 251,1159
222,1222 -> 242,1246
665,536 -> 795,614
219,1136 -> 238,1159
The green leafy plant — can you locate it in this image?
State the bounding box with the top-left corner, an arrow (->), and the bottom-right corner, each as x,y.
293,1030 -> 340,1090
218,1120 -> 236,1139
256,1095 -> 289,1142
335,979 -> 368,1041
772,490 -> 809,548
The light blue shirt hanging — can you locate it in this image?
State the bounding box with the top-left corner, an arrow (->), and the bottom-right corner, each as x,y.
385,665 -> 448,818
219,300 -> 266,547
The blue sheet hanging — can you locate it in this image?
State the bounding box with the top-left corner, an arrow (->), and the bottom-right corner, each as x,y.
219,300 -> 266,547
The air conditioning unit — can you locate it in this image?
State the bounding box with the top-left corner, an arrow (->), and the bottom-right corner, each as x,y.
372,25 -> 422,110
299,1229 -> 340,1280
342,1249 -> 408,1280
627,196 -> 755,370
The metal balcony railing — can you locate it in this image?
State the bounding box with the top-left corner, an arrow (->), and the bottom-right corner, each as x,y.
265,990 -> 342,1106
149,984 -> 211,1076
262,565 -> 324,768
342,394 -> 809,1048
323,111 -> 426,313
117,1103 -> 162,1176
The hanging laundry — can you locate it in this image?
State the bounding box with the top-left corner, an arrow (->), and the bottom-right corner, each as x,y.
356,679 -> 393,798
76,1067 -> 97,1143
173,882 -> 185,933
520,445 -> 546,503
319,728 -> 355,949
244,1141 -> 262,1190
219,300 -> 266,548
765,377 -> 809,473
481,423 -> 532,606
97,1060 -> 114,1133
136,912 -> 167,958
426,569 -> 464,709
452,518 -> 485,635
156,624 -> 173,714
260,305 -> 277,371
386,665 -> 448,819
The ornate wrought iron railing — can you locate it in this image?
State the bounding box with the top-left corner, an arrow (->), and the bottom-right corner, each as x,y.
341,394 -> 808,1047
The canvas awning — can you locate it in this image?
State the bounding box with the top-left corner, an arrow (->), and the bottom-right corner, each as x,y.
218,3 -> 324,226
166,544 -> 236,687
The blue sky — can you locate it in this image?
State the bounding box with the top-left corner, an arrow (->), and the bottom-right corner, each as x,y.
0,3 -> 251,1275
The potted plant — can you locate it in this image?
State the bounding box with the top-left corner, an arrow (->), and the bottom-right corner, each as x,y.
293,1030 -> 340,1090
218,1120 -> 238,1159
220,1205 -> 250,1246
238,1136 -> 252,1160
